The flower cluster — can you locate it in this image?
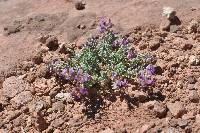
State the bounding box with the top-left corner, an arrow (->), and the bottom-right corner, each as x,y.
51,18 -> 156,99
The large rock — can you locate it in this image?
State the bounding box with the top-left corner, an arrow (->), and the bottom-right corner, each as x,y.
2,76 -> 29,98
167,101 -> 186,118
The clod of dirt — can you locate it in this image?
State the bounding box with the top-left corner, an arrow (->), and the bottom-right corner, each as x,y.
35,64 -> 49,78
167,101 -> 187,118
2,76 -> 29,98
187,19 -> 199,33
181,43 -> 193,51
32,52 -> 43,65
75,0 -> 85,10
153,102 -> 167,118
51,101 -> 65,112
188,90 -> 199,103
3,20 -> 24,35
76,36 -> 87,49
45,36 -> 59,51
149,40 -> 160,51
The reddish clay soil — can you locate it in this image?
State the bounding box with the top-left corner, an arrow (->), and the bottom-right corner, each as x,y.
1,0 -> 200,133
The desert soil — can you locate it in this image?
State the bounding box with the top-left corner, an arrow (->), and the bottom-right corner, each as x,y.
1,0 -> 200,133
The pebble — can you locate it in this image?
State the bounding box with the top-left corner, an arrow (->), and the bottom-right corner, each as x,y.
177,119 -> 188,128
167,101 -> 186,118
45,36 -> 59,51
55,92 -> 74,103
189,55 -> 200,66
75,0 -> 85,10
100,128 -> 114,133
139,123 -> 155,133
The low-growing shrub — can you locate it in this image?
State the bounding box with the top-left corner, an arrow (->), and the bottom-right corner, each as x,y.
50,18 -> 156,100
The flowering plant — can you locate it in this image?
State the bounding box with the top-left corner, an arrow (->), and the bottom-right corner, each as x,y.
50,18 -> 156,99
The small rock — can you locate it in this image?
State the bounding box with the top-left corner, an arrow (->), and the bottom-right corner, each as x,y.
75,0 -> 85,10
32,52 -> 43,65
153,102 -> 167,118
143,100 -> 157,109
185,126 -> 192,133
76,36 -> 87,49
162,7 -> 176,20
53,129 -> 62,133
32,100 -> 47,113
133,90 -> 147,102
167,101 -> 186,118
139,43 -> 147,50
139,123 -> 155,133
170,25 -> 179,33
36,64 -> 48,78
40,46 -> 49,53
166,127 -> 179,133
100,128 -> 114,133
52,101 -> 65,112
51,118 -> 65,128
181,43 -> 193,51
195,114 -> 200,123
45,36 -> 59,51
149,40 -> 160,51
2,76 -> 29,98
187,19 -> 199,33
177,119 -> 188,128
189,55 -> 200,66
160,18 -> 170,31
189,90 -> 199,103
187,76 -> 197,84
55,92 -> 74,103
187,84 -> 195,90
182,112 -> 195,120
11,91 -> 33,108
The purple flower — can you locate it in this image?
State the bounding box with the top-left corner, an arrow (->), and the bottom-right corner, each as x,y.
111,72 -> 118,79
75,68 -> 83,81
99,18 -> 112,33
61,68 -> 67,77
127,49 -> 137,59
139,72 -> 155,86
79,88 -> 89,95
81,73 -> 92,83
69,67 -> 75,76
146,64 -> 156,75
112,40 -> 120,47
116,79 -> 128,88
121,38 -> 129,45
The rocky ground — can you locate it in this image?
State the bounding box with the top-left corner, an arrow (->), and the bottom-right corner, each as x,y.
1,0 -> 200,133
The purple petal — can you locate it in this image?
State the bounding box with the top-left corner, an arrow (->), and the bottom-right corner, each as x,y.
79,88 -> 89,95
146,65 -> 155,75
